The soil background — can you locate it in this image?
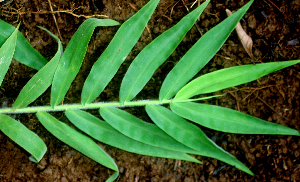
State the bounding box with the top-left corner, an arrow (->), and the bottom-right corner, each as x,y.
1,0 -> 300,181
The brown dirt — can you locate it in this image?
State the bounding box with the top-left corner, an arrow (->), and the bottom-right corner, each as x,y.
1,0 -> 300,181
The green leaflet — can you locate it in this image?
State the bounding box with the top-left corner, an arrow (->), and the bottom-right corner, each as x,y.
99,107 -> 200,163
36,111 -> 118,171
0,114 -> 47,162
0,20 -> 47,70
159,0 -> 254,101
170,102 -> 300,135
145,105 -> 253,175
0,24 -> 19,86
65,110 -> 200,163
81,0 -> 160,105
13,26 -> 63,109
50,18 -> 120,107
119,0 -> 210,104
106,171 -> 119,182
175,60 -> 300,100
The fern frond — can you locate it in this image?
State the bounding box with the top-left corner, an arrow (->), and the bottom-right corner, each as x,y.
0,20 -> 47,70
1,0 -> 300,181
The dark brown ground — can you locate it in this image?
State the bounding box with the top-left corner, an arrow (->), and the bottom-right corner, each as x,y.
1,0 -> 300,181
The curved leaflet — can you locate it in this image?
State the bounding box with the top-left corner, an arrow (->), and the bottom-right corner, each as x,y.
170,102 -> 300,135
0,0 -> 299,178
99,107 -> 200,163
175,60 -> 300,100
0,24 -> 19,86
119,0 -> 210,104
0,114 -> 47,162
81,0 -> 160,105
51,18 -> 120,107
66,110 -> 200,163
36,111 -> 118,172
13,26 -> 63,109
159,0 -> 254,101
145,105 -> 254,175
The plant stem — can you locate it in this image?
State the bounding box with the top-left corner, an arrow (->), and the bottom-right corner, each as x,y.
0,95 -> 222,114
0,99 -> 172,114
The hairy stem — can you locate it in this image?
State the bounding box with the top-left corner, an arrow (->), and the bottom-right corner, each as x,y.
0,99 -> 172,114
0,95 -> 221,114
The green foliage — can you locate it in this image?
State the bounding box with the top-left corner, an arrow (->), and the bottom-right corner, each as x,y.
174,60 -> 300,100
13,26 -> 63,109
0,114 -> 47,162
65,109 -> 200,162
0,0 -> 299,180
145,105 -> 254,175
100,107 -> 202,162
0,24 -> 18,86
170,102 -> 300,135
51,18 -> 120,107
81,0 -> 160,105
0,20 -> 47,70
36,111 -> 118,171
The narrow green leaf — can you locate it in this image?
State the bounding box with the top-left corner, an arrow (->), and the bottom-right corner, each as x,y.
119,0 -> 210,104
36,111 -> 118,171
81,0 -> 160,105
100,107 -> 200,163
175,60 -> 300,100
13,27 -> 63,109
0,114 -> 47,162
106,171 -> 119,182
171,102 -> 300,135
66,110 -> 200,163
0,24 -> 19,86
146,105 -> 254,175
50,18 -> 120,107
159,0 -> 254,101
100,107 -> 199,154
0,19 -> 47,70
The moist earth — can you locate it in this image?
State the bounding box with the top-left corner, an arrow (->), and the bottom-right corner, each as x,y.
1,0 -> 300,181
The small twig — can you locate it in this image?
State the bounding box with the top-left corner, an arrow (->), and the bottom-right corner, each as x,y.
47,0 -> 62,41
190,0 -> 198,9
225,84 -> 281,104
263,0 -> 290,21
169,0 -> 180,18
215,53 -> 233,60
229,91 -> 240,111
162,14 -> 173,22
242,85 -> 277,101
127,2 -> 137,11
134,175 -> 139,182
256,96 -> 290,121
174,159 -> 181,170
1,0 -> 13,6
1,7 -> 109,19
266,0 -> 287,18
294,164 -> 300,171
